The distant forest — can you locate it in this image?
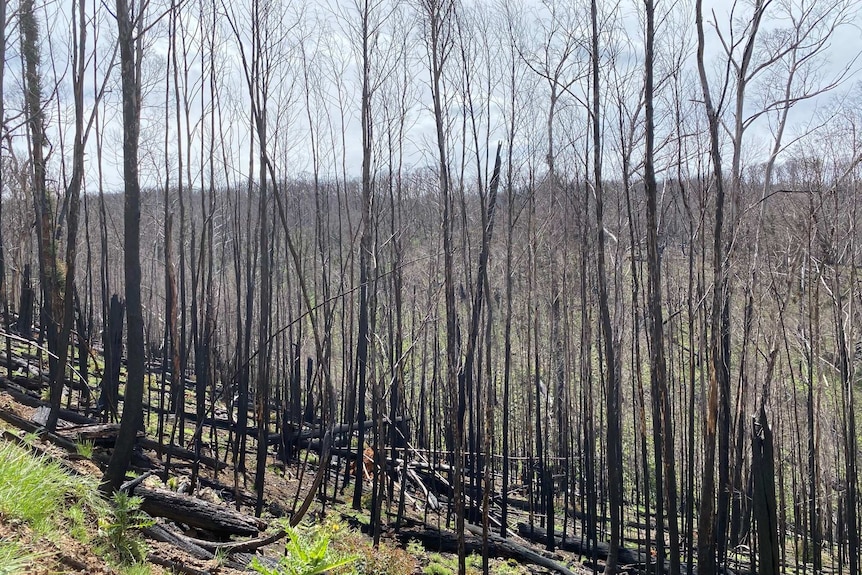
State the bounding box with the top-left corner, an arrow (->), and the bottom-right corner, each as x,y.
0,0 -> 861,573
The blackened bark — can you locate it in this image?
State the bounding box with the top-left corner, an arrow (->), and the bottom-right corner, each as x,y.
752,407 -> 779,575
101,295 -> 125,422
695,0 -> 728,570
15,266 -> 33,336
591,0 -> 622,570
21,0 -> 62,431
643,1 -> 680,573
103,0 -> 144,493
0,0 -> 8,380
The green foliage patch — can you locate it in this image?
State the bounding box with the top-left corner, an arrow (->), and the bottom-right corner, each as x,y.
0,441 -> 96,534
248,521 -> 358,575
330,528 -> 418,575
98,491 -> 155,564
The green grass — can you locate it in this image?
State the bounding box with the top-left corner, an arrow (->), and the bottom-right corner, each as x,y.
0,539 -> 44,575
118,564 -> 152,575
68,504 -> 90,543
0,440 -> 155,572
76,439 -> 95,458
0,441 -> 96,534
423,553 -> 484,575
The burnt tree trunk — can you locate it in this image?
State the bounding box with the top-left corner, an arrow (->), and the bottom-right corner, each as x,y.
752,407 -> 779,575
101,294 -> 125,422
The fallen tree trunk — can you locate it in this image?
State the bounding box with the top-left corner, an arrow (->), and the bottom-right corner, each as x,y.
516,523 -> 668,572
395,521 -> 577,575
1,429 -> 91,476
133,486 -> 264,537
162,524 -> 287,553
143,523 -> 251,572
0,379 -> 95,424
0,405 -> 79,452
232,552 -> 280,572
144,524 -> 213,560
464,523 -> 578,575
60,423 -> 146,445
298,416 -> 410,444
138,436 -> 227,471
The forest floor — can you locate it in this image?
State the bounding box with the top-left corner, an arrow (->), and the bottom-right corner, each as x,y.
0,341 -> 602,575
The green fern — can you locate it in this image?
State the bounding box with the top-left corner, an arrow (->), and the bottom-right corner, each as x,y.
99,491 -> 155,564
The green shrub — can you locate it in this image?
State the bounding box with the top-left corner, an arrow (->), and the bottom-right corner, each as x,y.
406,538 -> 424,557
422,553 -> 482,575
330,528 -> 418,575
248,523 -> 357,575
423,563 -> 453,575
98,491 -> 155,564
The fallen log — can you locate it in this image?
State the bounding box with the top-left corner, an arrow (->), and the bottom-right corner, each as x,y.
143,524 -> 213,560
144,523 -> 257,572
0,352 -> 35,373
395,522 -> 577,575
517,523 -> 663,571
406,467 -> 440,510
298,416 -> 410,444
59,423 -> 144,445
134,486 -> 264,537
31,406 -> 72,428
0,380 -> 95,424
503,495 -> 610,524
61,422 -> 121,438
0,405 -> 79,452
141,401 -> 252,434
0,407 -> 144,472
120,470 -> 155,493
163,524 -> 287,554
137,436 -> 228,471
146,554 -> 211,575
10,373 -> 48,388
464,523 -> 578,575
232,552 -> 281,572
0,429 -> 90,476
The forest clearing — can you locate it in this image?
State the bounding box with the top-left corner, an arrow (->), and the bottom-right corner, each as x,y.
0,0 -> 861,573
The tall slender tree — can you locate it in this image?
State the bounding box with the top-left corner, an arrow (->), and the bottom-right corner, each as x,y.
590,0 -> 622,570
103,0 -> 145,493
643,2 -> 680,574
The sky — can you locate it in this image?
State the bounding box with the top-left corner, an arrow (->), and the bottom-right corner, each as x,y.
5,0 -> 862,197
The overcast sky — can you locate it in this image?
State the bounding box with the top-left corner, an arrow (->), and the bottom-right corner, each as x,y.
6,0 -> 861,196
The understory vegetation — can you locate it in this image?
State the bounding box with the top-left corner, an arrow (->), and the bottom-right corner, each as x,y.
0,440 -> 153,573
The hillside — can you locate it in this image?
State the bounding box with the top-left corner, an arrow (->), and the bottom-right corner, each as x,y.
0,338 -> 603,575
